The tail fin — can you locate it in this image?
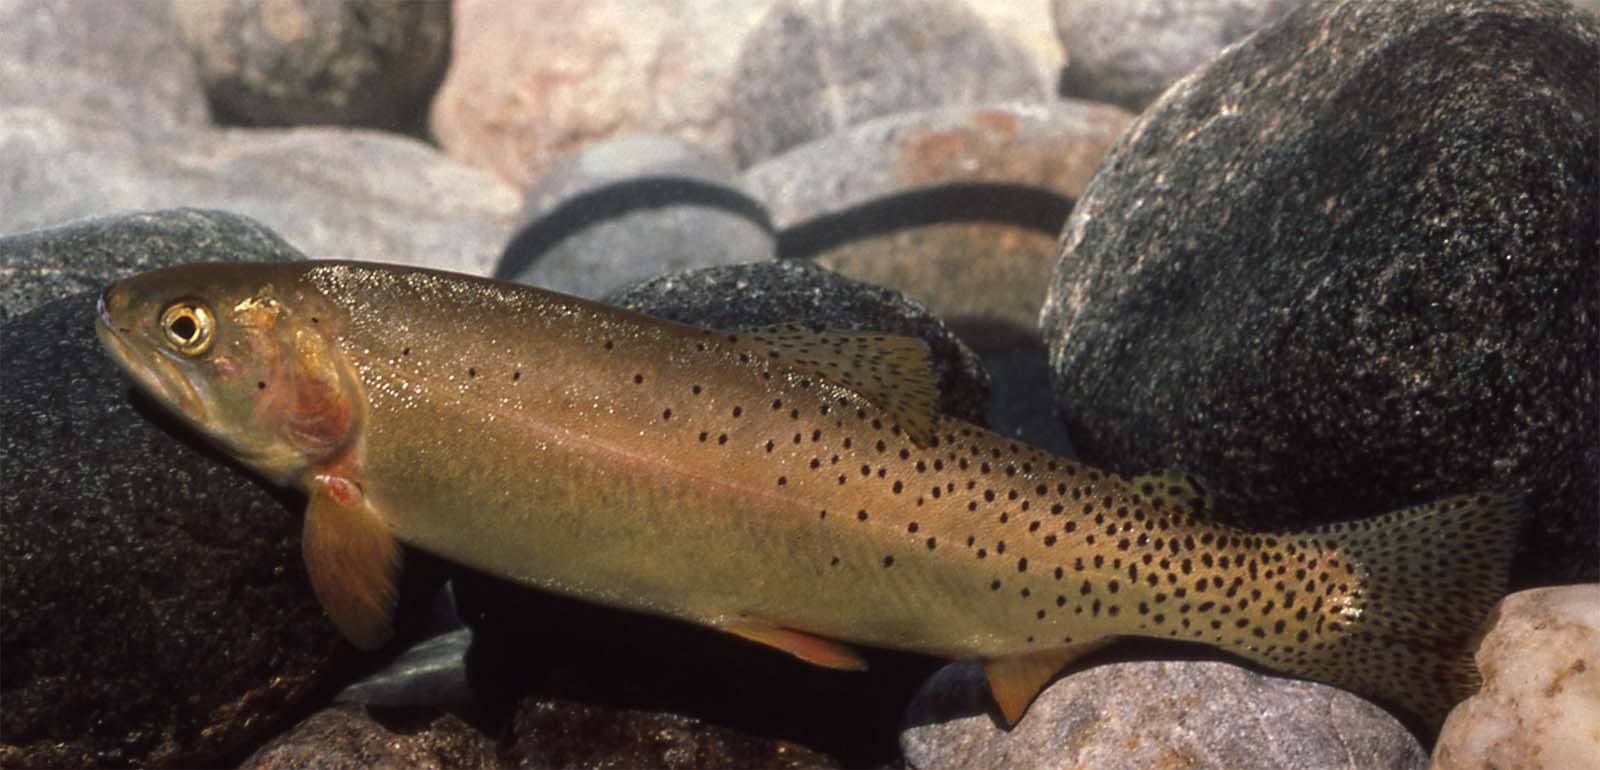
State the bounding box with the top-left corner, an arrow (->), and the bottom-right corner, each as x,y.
1297,492 -> 1522,729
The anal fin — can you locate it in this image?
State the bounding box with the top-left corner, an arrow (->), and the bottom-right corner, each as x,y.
302,473 -> 401,650
984,639 -> 1110,726
721,620 -> 868,670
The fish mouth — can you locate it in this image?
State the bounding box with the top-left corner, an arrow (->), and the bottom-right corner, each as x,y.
96,289 -> 210,423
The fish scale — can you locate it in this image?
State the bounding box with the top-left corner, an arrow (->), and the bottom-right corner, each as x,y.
95,260 -> 1522,730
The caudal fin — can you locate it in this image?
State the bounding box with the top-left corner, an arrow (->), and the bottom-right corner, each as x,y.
1296,492 -> 1522,729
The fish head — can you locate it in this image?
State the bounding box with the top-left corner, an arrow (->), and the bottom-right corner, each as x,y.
96,262 -> 362,485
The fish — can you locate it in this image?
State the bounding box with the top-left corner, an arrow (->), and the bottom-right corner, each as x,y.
94,260 -> 1521,729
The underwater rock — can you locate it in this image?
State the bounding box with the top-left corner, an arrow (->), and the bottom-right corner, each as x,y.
605,260 -> 990,426
241,704 -> 497,770
0,208 -> 300,322
0,0 -> 208,139
1039,0 -> 1600,582
0,212 -> 347,768
730,0 -> 1045,166
0,109 -> 518,274
431,0 -> 780,188
501,697 -> 838,769
746,100 -> 1132,332
1433,585 -> 1600,770
171,0 -> 450,131
499,134 -> 776,299
964,0 -> 1068,89
1051,0 -> 1309,111
902,659 -> 1426,770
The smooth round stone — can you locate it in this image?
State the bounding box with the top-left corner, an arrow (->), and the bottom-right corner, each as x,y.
1039,0 -> 1600,581
0,112 -> 519,275
1434,585 -> 1600,770
241,705 -> 497,770
0,211 -> 347,768
1051,0 -> 1309,111
731,0 -> 1046,166
902,659 -> 1426,770
0,0 -> 208,139
171,0 -> 451,131
498,134 -> 776,299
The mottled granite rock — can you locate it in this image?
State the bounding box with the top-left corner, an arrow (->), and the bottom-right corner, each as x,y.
241,704 -> 497,770
501,697 -> 838,769
0,109 -> 518,274
0,212 -> 346,768
0,0 -> 208,139
903,659 -> 1427,770
1433,585 -> 1600,770
1052,0 -> 1309,111
605,260 -> 990,426
500,134 -> 775,299
747,100 -> 1133,331
431,0 -> 781,188
731,0 -> 1045,166
172,0 -> 450,132
1039,0 -> 1600,581
967,0 -> 1068,89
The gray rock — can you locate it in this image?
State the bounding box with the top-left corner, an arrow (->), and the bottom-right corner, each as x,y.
0,109 -> 519,274
336,628 -> 475,711
902,659 -> 1427,770
0,207 -> 301,321
1052,0 -> 1309,111
499,134 -> 776,298
1039,0 -> 1600,582
241,704 -> 497,770
0,211 -> 346,768
747,100 -> 1133,331
0,0 -> 208,139
171,0 -> 451,132
502,697 -> 838,769
605,260 -> 990,426
731,0 -> 1046,166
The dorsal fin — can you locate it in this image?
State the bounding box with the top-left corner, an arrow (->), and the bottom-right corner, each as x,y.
1127,469 -> 1214,513
737,323 -> 943,447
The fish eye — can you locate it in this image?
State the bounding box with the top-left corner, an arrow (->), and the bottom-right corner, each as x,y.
160,301 -> 214,356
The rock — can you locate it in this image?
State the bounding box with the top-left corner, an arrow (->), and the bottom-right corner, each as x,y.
431,0 -> 782,188
748,100 -> 1134,331
241,704 -> 497,770
731,0 -> 1045,166
902,659 -> 1427,770
1051,0 -> 1309,111
1433,585 -> 1600,770
0,0 -> 208,139
499,134 -> 776,299
1039,0 -> 1600,582
968,0 -> 1068,89
0,211 -> 347,768
0,208 -> 302,322
336,628 -> 476,712
0,109 -> 519,275
501,697 -> 838,769
604,260 -> 990,425
171,0 -> 451,132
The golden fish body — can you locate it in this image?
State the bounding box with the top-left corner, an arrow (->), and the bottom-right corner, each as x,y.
96,261 -> 1520,727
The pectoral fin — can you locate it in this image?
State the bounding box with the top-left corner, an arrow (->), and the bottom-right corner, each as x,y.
721,620 -> 868,670
302,473 -> 400,649
984,639 -> 1111,726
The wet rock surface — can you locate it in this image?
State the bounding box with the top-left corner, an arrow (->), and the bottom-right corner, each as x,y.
171,0 -> 450,132
1051,0 -> 1310,111
500,134 -> 775,299
0,211 -> 346,768
1433,584 -> 1600,770
903,658 -> 1427,770
1040,0 -> 1600,582
732,0 -> 1045,166
240,704 -> 497,770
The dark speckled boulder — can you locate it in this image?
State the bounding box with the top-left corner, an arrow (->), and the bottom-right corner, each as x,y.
0,210 -> 348,768
1039,0 -> 1600,583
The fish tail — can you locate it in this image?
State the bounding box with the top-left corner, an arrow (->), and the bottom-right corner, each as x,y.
1293,492 -> 1523,729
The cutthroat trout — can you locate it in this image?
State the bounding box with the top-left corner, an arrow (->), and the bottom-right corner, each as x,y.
96,261 -> 1520,728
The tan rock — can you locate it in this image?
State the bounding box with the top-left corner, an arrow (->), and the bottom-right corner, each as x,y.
1433,584 -> 1600,770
